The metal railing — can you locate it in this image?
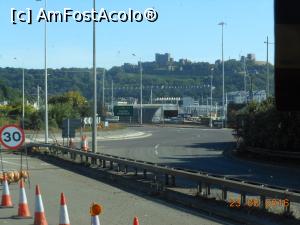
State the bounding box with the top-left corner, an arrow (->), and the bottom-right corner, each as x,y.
27,143 -> 300,214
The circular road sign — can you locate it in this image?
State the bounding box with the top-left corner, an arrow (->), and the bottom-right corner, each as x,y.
0,125 -> 25,150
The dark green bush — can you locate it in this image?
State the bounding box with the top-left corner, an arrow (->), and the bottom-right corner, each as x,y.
235,98 -> 300,152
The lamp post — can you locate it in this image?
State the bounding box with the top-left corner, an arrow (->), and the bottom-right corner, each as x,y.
13,58 -> 25,129
132,54 -> 143,125
36,0 -> 48,143
210,68 -> 214,128
264,36 -> 274,97
218,22 -> 226,128
92,0 -> 97,153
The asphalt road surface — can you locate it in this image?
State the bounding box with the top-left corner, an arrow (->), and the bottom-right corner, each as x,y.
0,152 -> 232,225
96,126 -> 300,190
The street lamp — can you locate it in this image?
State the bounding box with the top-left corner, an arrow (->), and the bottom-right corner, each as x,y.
13,58 -> 25,129
218,22 -> 226,128
132,54 -> 143,125
92,0 -> 97,153
210,68 -> 214,128
36,0 -> 48,143
264,36 -> 274,97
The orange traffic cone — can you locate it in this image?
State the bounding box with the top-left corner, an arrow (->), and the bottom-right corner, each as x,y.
13,179 -> 31,219
59,193 -> 70,225
133,216 -> 140,225
81,135 -> 89,152
90,203 -> 102,225
0,175 -> 13,208
91,215 -> 100,225
34,185 -> 48,225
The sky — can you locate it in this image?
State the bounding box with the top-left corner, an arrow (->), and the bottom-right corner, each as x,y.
0,0 -> 274,69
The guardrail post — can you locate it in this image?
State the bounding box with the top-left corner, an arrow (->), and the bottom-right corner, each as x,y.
222,187 -> 227,201
153,175 -> 157,183
240,192 -> 246,206
80,154 -> 83,163
85,155 -> 89,164
284,199 -> 290,214
197,182 -> 202,196
102,160 -> 106,168
171,175 -> 176,186
109,161 -> 113,170
143,169 -> 147,179
134,168 -> 138,176
204,183 -> 210,197
165,174 -> 169,185
260,196 -> 266,209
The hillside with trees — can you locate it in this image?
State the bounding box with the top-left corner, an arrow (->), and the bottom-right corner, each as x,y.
0,59 -> 273,105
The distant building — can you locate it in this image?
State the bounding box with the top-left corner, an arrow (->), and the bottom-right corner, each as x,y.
227,90 -> 266,104
246,53 -> 256,61
155,53 -> 173,66
123,63 -> 138,73
179,59 -> 192,65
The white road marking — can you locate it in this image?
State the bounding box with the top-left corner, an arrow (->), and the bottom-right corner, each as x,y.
154,144 -> 159,156
2,160 -> 21,166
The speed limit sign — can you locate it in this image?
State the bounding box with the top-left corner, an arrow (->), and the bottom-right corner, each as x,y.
0,125 -> 25,150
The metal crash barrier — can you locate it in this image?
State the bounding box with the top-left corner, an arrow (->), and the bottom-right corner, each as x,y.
27,143 -> 300,216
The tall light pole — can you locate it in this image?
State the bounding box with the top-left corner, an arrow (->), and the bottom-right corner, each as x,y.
132,54 -> 143,125
13,58 -> 25,129
111,80 -> 114,114
102,69 -> 105,114
210,68 -> 214,128
36,0 -> 48,143
140,60 -> 143,125
44,0 -> 48,143
92,0 -> 97,153
264,36 -> 274,97
218,22 -> 226,128
37,85 -> 40,110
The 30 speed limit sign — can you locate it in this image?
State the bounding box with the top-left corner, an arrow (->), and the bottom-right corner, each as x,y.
0,125 -> 25,150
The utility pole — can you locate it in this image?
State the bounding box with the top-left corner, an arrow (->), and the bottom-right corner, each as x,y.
92,0 -> 97,153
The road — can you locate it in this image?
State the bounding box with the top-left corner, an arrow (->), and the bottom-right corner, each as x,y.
0,152 -> 232,225
96,126 -> 300,190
